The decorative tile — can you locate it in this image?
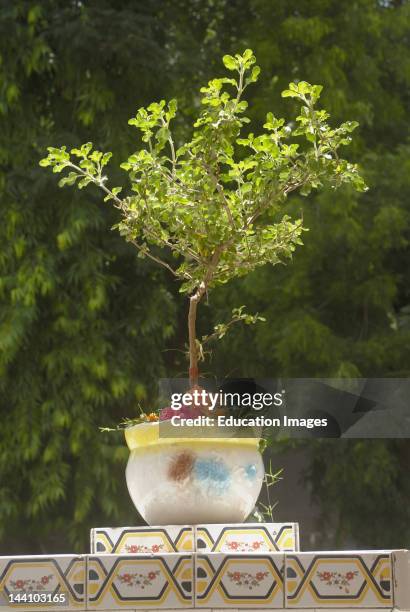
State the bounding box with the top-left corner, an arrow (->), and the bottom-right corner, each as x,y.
87,553 -> 193,609
195,523 -> 299,553
90,526 -> 194,554
195,553 -> 284,608
285,552 -> 393,608
0,555 -> 85,610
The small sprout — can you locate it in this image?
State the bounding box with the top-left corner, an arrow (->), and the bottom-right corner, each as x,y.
257,462 -> 283,522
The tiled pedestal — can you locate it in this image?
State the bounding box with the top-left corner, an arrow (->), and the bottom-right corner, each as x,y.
194,523 -> 299,553
0,555 -> 85,609
90,526 -> 195,555
90,524 -> 299,555
195,552 -> 284,608
285,551 -> 393,608
1,524 -> 409,610
87,553 -> 193,609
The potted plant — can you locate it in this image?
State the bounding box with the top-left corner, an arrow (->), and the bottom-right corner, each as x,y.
40,50 -> 366,525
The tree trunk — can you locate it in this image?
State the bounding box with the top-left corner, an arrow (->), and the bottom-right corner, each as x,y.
188,250 -> 221,387
188,283 -> 206,387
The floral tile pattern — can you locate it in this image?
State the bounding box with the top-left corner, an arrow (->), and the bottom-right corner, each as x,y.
195,553 -> 284,608
87,553 -> 193,609
1,546 -> 409,610
0,555 -> 85,610
195,523 -> 299,553
90,526 -> 194,554
285,552 -> 393,608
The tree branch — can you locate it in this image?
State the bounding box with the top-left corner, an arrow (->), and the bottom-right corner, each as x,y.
130,240 -> 191,279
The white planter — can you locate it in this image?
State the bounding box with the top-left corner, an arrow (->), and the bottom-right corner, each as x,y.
125,423 -> 264,525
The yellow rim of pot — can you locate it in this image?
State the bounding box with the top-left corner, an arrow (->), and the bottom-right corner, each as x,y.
124,421 -> 261,451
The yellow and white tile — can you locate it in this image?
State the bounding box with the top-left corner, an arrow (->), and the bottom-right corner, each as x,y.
91,526 -> 194,554
87,553 -> 193,609
195,524 -> 299,554
195,553 -> 284,608
285,552 -> 393,608
0,555 -> 85,610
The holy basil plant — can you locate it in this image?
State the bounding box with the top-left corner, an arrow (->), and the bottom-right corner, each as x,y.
40,49 -> 366,386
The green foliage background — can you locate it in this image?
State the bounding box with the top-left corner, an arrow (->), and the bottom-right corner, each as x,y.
0,0 -> 409,551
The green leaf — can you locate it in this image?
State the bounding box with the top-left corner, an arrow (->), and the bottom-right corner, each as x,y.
222,54 -> 237,70
58,172 -> 79,187
250,66 -> 260,82
311,84 -> 323,101
101,152 -> 113,167
297,81 -> 312,95
80,142 -> 93,156
78,176 -> 92,189
156,127 -> 170,143
90,150 -> 102,163
281,89 -> 300,98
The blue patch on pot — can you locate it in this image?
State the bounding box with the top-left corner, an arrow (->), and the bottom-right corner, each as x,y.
193,458 -> 230,494
244,463 -> 257,480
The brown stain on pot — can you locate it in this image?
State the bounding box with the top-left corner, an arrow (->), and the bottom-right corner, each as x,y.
168,450 -> 195,482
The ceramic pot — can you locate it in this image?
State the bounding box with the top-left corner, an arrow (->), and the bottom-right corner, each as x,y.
124,422 -> 264,525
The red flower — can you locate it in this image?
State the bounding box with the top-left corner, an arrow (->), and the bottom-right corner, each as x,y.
148,572 -> 157,581
228,541 -> 239,550
346,571 -> 355,581
322,572 -> 332,581
159,396 -> 204,421
256,572 -> 265,581
252,541 -> 261,550
129,545 -> 138,553
122,574 -> 132,583
152,545 -> 160,553
15,580 -> 24,589
232,572 -> 241,581
159,407 -> 175,421
41,576 -> 49,585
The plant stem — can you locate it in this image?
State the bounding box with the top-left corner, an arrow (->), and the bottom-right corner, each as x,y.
188,283 -> 206,386
187,245 -> 224,385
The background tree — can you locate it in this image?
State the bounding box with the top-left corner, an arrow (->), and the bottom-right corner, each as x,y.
1,0 -> 409,552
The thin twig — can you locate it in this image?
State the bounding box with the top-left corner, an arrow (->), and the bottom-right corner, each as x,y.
130,240 -> 190,279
